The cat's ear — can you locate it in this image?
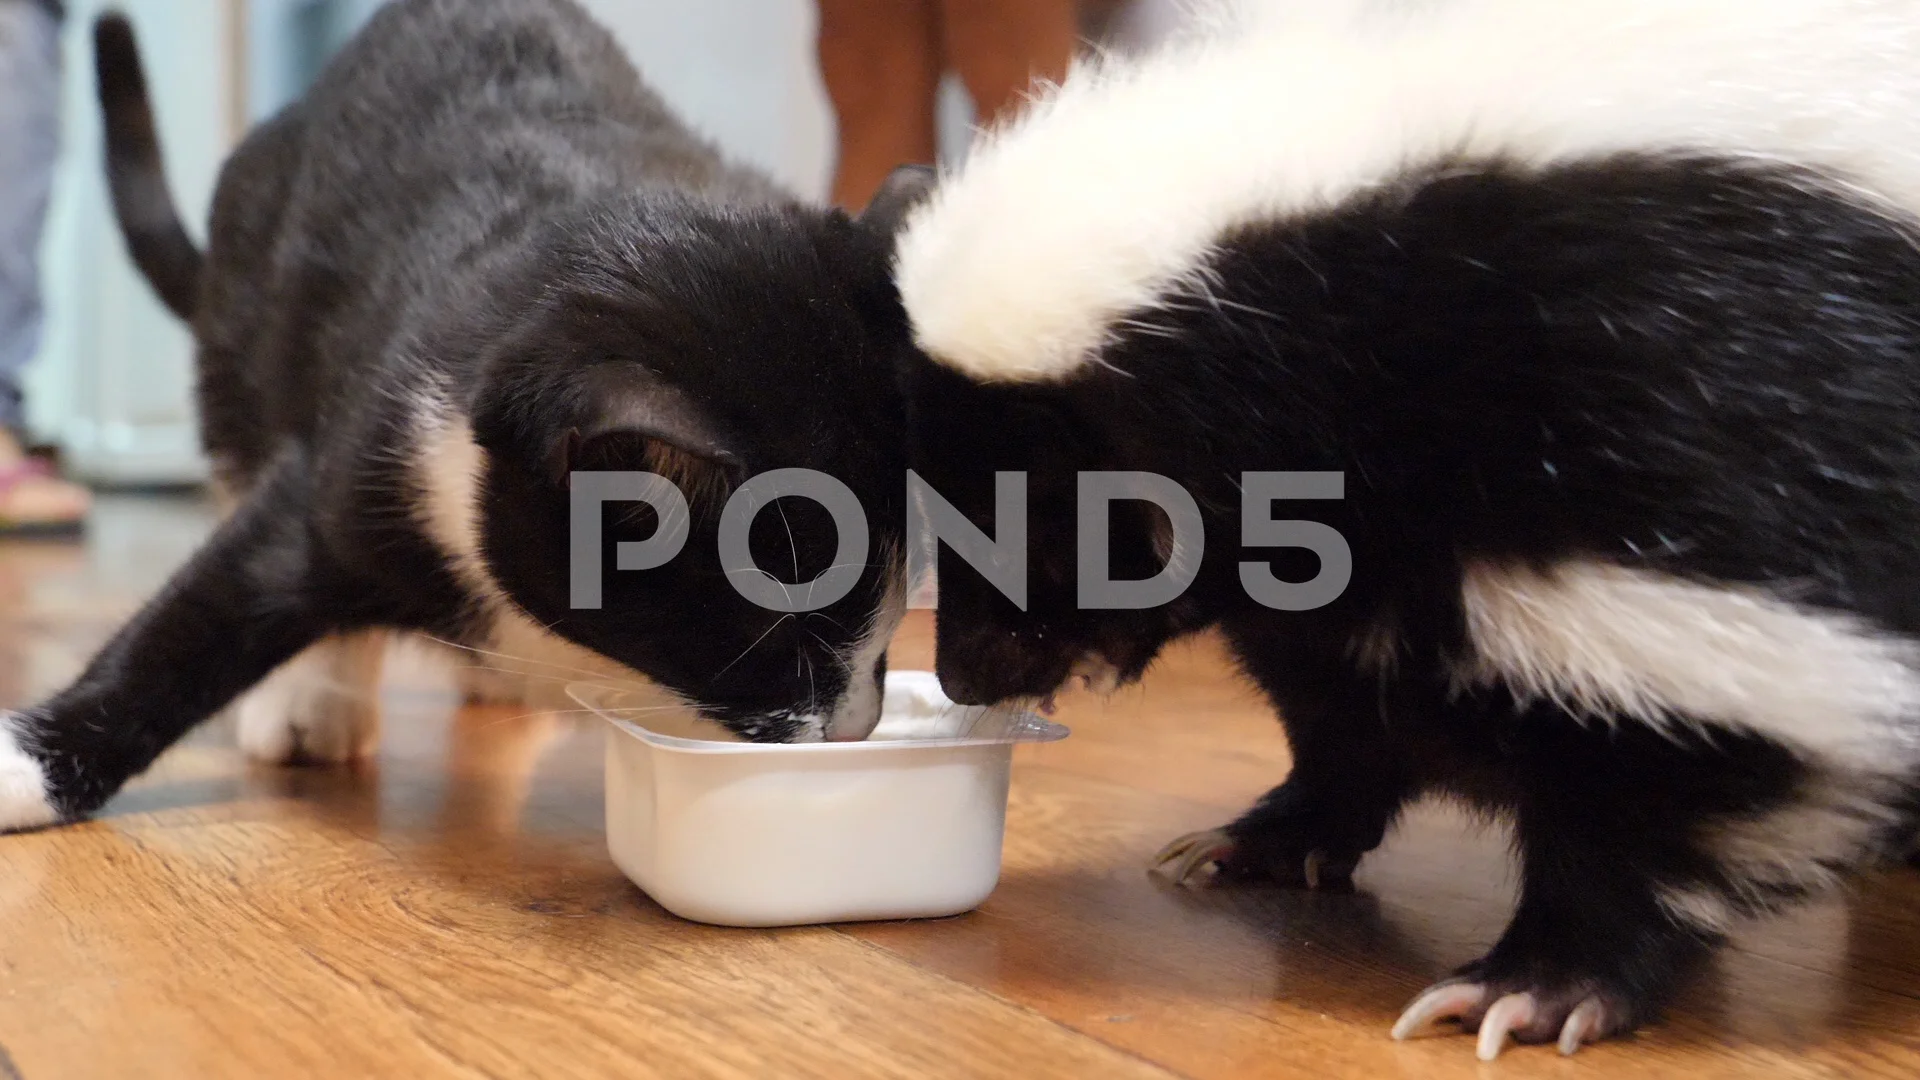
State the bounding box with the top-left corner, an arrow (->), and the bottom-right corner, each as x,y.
859,164 -> 939,237
548,364 -> 744,508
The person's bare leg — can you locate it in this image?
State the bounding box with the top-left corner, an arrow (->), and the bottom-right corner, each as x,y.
939,0 -> 1079,130
817,0 -> 942,211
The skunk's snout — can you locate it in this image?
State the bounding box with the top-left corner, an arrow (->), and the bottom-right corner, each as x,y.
933,628 -> 1075,706
932,665 -> 1006,707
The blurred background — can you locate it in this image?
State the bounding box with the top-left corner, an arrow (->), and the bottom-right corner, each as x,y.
18,0 -> 1194,488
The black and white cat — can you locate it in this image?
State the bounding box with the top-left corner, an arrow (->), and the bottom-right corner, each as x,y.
895,0 -> 1920,1060
0,0 -> 922,829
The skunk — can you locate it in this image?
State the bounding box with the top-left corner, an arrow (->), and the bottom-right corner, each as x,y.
892,0 -> 1920,1058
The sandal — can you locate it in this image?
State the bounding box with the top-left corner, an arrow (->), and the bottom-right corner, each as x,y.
0,457 -> 89,537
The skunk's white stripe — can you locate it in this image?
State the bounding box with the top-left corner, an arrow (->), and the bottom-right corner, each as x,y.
1459,561 -> 1920,770
1657,769 -> 1903,932
1704,772 -> 1900,886
1466,560 -> 1920,932
1653,885 -> 1738,935
898,0 -> 1920,383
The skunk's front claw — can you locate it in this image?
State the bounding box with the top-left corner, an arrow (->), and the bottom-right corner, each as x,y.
1150,827 -> 1359,890
1390,981 -> 1487,1041
1475,992 -> 1539,1060
1149,828 -> 1236,885
1391,979 -> 1621,1059
1556,998 -> 1609,1056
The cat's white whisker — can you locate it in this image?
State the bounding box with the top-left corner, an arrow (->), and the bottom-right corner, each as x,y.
711,613 -> 795,680
420,634 -> 637,685
805,629 -> 856,677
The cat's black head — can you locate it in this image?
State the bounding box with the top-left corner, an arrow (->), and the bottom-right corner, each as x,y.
467,184 -> 928,741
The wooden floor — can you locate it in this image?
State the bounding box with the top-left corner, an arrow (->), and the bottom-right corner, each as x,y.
2,495 -> 1920,1077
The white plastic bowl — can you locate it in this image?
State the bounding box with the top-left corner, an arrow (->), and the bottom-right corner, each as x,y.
569,671 -> 1068,927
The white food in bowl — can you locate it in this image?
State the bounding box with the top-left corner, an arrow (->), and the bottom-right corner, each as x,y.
570,671 -> 1067,927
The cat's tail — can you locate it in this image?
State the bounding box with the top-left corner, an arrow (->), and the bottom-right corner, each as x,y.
93,13 -> 203,322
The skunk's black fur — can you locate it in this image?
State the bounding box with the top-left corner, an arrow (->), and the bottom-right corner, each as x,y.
903,153 -> 1920,1046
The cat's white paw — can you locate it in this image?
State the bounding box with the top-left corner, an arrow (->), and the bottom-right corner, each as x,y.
0,713 -> 59,831
237,639 -> 382,764
237,679 -> 377,764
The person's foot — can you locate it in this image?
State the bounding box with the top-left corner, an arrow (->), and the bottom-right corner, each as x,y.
0,431 -> 88,535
